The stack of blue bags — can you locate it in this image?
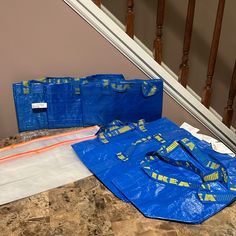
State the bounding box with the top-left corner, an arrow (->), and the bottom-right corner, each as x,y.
72,117 -> 236,224
13,74 -> 163,131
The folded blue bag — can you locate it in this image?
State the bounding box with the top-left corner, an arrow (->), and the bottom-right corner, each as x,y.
13,75 -> 163,131
13,74 -> 124,131
72,118 -> 187,202
13,80 -> 48,132
13,77 -> 80,131
81,79 -> 163,126
112,136 -> 236,223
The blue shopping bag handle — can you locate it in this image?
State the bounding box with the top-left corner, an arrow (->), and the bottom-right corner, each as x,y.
98,119 -> 147,144
27,77 -> 75,85
98,120 -> 125,133
141,138 -> 236,203
110,82 -> 130,93
44,77 -> 75,84
116,133 -> 166,161
21,80 -> 46,95
142,81 -> 158,97
24,78 -> 80,95
110,80 -> 158,97
22,78 -> 74,91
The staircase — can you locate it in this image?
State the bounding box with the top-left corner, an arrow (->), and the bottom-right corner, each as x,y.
63,0 -> 236,153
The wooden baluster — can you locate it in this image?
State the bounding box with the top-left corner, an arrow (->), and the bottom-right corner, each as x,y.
178,0 -> 196,88
154,0 -> 165,64
222,60 -> 236,128
93,0 -> 101,8
201,0 -> 225,108
126,0 -> 134,38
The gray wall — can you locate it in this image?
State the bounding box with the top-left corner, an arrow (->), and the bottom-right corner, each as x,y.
0,0 -> 213,139
103,0 -> 236,127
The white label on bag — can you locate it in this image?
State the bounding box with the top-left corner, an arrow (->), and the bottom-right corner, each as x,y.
180,122 -> 235,157
32,103 -> 48,109
180,122 -> 200,134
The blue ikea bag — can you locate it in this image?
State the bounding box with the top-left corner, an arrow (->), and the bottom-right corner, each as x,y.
73,119 -> 149,201
72,118 -> 186,201
13,77 -> 78,131
112,136 -> 236,223
13,77 -> 79,131
81,79 -> 163,126
13,80 -> 48,132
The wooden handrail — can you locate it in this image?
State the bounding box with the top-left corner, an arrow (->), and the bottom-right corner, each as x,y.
201,0 -> 225,108
153,0 -> 165,64
126,0 -> 135,38
92,0 -> 101,8
223,60 -> 236,128
178,0 -> 196,88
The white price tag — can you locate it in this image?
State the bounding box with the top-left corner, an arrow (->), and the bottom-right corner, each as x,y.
32,103 -> 47,109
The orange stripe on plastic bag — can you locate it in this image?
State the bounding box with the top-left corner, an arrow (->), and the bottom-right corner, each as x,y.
0,126 -> 99,152
0,135 -> 96,163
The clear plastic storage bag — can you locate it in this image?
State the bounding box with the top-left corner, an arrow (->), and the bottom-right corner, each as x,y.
0,126 -> 99,205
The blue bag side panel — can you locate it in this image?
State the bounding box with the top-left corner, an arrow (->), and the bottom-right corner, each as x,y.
114,80 -> 163,123
46,81 -> 83,128
81,79 -> 163,126
12,82 -> 48,132
81,81 -> 119,126
80,75 -> 125,127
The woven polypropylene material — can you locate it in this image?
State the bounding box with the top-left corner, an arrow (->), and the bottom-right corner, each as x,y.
81,79 -> 163,126
13,81 -> 48,132
72,118 -> 182,202
112,128 -> 236,223
12,74 -> 125,131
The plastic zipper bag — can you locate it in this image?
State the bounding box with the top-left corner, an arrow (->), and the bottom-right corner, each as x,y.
0,126 -> 99,205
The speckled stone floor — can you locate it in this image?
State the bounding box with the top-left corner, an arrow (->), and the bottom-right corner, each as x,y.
0,131 -> 236,236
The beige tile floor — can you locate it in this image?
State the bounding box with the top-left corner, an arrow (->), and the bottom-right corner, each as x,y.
0,132 -> 236,236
